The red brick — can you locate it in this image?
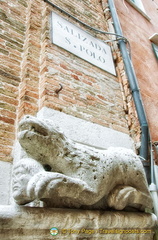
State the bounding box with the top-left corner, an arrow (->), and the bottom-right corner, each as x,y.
71,74 -> 80,81
0,116 -> 15,125
86,95 -> 96,101
82,79 -> 93,86
62,96 -> 77,104
0,109 -> 16,119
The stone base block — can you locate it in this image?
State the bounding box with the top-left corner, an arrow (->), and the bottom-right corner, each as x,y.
0,206 -> 157,240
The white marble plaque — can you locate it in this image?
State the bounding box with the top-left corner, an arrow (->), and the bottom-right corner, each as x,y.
51,12 -> 116,75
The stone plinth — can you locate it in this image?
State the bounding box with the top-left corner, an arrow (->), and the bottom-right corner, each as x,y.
0,206 -> 157,240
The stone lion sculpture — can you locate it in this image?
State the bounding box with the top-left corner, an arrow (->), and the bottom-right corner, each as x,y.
12,115 -> 153,211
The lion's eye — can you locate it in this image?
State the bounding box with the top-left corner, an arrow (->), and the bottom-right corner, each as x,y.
43,164 -> 52,172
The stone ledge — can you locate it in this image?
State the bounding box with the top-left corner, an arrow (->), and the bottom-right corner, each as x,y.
0,206 -> 157,240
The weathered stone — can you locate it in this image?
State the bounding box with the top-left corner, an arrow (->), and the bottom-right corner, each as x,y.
12,115 -> 152,211
0,206 -> 157,240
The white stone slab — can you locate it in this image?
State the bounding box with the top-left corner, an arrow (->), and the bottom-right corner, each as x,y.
37,107 -> 134,150
0,161 -> 12,205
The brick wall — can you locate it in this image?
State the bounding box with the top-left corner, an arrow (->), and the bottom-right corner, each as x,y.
114,0 -> 158,143
18,0 -> 42,119
0,0 -> 140,163
0,0 -> 27,162
39,0 -> 129,133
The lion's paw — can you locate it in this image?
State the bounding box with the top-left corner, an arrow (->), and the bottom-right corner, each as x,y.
107,185 -> 138,210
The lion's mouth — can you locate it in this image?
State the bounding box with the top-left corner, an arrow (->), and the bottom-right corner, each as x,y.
18,116 -> 49,137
